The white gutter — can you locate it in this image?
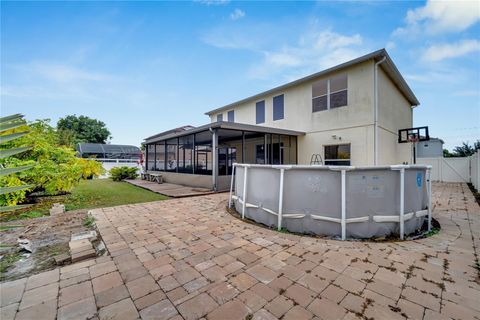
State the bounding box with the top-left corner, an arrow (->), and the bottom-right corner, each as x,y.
374,56 -> 387,166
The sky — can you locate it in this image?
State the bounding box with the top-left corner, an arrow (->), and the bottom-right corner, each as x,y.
1,0 -> 479,150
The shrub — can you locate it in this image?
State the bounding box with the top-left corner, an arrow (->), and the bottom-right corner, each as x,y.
110,166 -> 138,181
1,119 -> 105,206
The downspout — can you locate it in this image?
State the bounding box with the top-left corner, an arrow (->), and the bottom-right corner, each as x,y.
374,56 -> 387,166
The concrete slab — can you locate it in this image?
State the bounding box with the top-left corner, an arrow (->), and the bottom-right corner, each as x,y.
126,179 -> 214,198
2,182 -> 479,320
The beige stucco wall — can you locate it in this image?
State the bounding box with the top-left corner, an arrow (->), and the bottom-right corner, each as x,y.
156,171 -> 213,189
297,126 -> 374,165
209,60 -> 414,166
377,68 -> 413,164
210,60 -> 375,133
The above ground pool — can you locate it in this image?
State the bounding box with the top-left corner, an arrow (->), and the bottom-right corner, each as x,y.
229,164 -> 432,240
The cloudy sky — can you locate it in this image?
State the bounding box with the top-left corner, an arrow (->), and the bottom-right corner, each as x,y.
1,0 -> 479,150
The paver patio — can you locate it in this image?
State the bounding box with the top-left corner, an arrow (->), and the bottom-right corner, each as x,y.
1,182 -> 479,320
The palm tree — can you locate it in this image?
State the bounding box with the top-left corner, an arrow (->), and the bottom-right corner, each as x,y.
0,114 -> 34,212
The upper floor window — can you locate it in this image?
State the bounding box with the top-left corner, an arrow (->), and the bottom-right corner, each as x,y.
227,110 -> 235,122
312,73 -> 348,112
273,94 -> 284,121
217,114 -> 223,122
256,100 -> 265,124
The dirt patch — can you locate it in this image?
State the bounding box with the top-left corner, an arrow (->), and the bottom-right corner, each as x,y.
0,209 -> 89,282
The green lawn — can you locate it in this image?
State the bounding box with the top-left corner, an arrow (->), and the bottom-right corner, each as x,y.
1,179 -> 168,221
65,179 -> 168,210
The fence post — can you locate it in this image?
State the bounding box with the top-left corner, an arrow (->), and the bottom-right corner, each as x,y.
278,168 -> 285,231
427,167 -> 432,231
228,164 -> 236,208
399,168 -> 405,240
242,167 -> 248,219
341,169 -> 346,240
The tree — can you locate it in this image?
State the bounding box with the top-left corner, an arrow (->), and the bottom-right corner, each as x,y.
1,119 -> 105,207
451,140 -> 480,157
57,115 -> 111,144
443,149 -> 454,158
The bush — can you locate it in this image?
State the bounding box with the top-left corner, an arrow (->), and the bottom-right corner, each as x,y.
0,119 -> 105,206
110,166 -> 138,181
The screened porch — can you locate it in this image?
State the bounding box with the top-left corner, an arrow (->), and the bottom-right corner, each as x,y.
144,122 -> 304,191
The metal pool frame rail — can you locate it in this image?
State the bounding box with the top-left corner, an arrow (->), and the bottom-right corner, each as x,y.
229,164 -> 432,240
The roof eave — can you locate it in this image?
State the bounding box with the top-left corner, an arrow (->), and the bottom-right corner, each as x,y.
144,121 -> 305,144
205,48 -> 420,115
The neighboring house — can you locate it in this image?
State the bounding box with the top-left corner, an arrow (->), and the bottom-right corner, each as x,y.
416,138 -> 444,158
144,49 -> 420,190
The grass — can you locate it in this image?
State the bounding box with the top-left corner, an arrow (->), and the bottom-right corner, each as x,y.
65,179 -> 168,211
425,227 -> 440,237
83,215 -> 96,228
1,179 -> 168,222
0,252 -> 22,274
0,225 -> 23,231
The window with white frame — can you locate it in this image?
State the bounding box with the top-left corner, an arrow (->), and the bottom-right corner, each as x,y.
324,144 -> 351,165
312,73 -> 348,112
217,114 -> 223,122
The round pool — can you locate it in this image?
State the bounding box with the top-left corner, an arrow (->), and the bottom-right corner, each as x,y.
229,164 -> 432,240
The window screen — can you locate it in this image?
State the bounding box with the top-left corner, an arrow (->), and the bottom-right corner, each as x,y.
330,91 -> 347,109
273,94 -> 284,121
313,96 -> 328,112
324,144 -> 351,165
256,100 -> 265,124
312,79 -> 327,97
330,74 -> 347,92
217,114 -> 223,122
227,110 -> 235,122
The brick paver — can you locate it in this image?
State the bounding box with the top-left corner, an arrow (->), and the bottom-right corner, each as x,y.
1,182 -> 479,319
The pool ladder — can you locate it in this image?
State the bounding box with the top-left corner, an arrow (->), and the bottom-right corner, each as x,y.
310,154 -> 323,165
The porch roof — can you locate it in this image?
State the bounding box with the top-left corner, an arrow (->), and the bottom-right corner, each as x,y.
144,121 -> 305,144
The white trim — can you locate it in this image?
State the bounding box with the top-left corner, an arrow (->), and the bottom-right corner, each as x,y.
399,168 -> 405,240
283,213 -> 306,219
241,167 -> 248,219
262,207 -> 278,216
311,215 -> 341,223
278,168 -> 285,231
346,216 -> 369,223
229,164 -> 236,207
341,170 -> 346,240
415,209 -> 428,217
373,211 -> 414,223
427,168 -> 432,231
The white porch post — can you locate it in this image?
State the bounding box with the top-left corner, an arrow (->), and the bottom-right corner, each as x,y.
341,169 -> 346,240
242,166 -> 248,219
212,129 -> 218,191
427,167 -> 432,231
277,168 -> 285,231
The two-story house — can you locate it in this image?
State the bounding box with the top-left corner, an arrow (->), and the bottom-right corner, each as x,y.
144,49 -> 419,191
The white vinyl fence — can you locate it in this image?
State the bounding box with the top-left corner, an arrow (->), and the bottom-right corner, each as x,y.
417,151 -> 480,190
88,159 -> 142,179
